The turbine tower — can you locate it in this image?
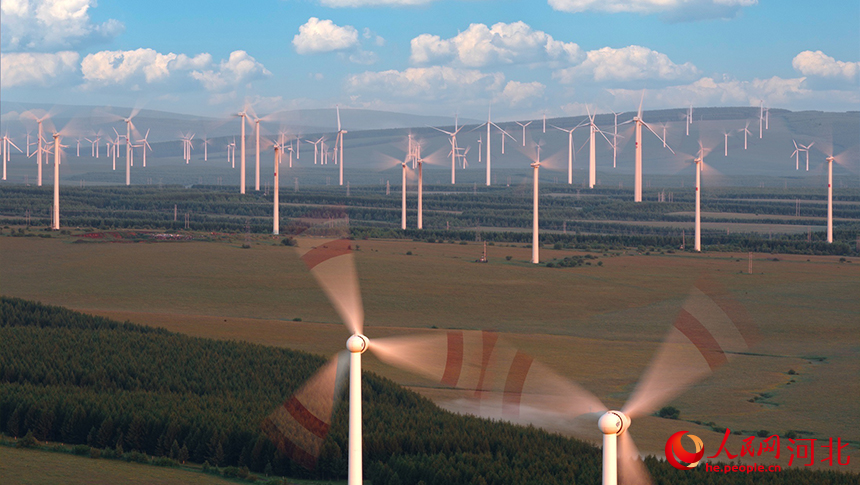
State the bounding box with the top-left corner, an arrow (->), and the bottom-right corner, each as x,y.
552,120 -> 586,185
238,110 -> 249,194
622,93 -> 673,202
585,106 -> 613,189
52,134 -> 63,230
531,146 -> 541,264
336,106 -> 347,186
430,115 -> 464,184
256,118 -> 261,191
826,156 -> 834,243
273,145 -> 281,235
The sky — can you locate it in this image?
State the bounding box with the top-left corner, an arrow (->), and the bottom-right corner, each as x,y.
1,0 -> 859,121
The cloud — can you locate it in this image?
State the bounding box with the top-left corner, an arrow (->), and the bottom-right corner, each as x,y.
792,51 -> 860,80
190,51 -> 271,92
497,81 -> 545,106
1,0 -> 124,50
548,0 -> 757,21
81,48 -> 212,86
605,76 -> 860,110
554,45 -> 699,82
410,21 -> 582,67
293,17 -> 359,54
346,66 -> 505,102
0,51 -> 79,87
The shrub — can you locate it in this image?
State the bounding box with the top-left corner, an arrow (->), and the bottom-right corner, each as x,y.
281,237 -> 297,247
657,406 -> 680,420
757,429 -> 770,438
505,255 -> 512,261
16,431 -> 39,449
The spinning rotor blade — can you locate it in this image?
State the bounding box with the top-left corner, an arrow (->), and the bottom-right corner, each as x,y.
295,237 -> 364,335
262,351 -> 349,470
371,331 -> 606,428
622,278 -> 759,419
618,432 -> 652,485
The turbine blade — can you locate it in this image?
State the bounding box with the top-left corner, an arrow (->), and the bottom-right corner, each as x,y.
371,331 -> 607,428
637,90 -> 645,119
622,279 -> 759,419
295,236 -> 364,335
262,351 -> 349,470
618,432 -> 652,485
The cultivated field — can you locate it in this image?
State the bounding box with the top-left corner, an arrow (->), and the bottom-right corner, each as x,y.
1,234 -> 857,469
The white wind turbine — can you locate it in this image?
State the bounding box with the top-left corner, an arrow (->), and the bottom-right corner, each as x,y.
137,129 -> 152,167
202,136 -> 211,162
609,110 -> 622,168
740,121 -> 751,150
682,105 -> 693,136
264,228 -> 499,484
408,280 -> 759,485
722,130 -> 731,157
791,140 -> 801,170
516,121 -> 532,147
584,106 -> 614,189
236,107 -> 253,194
2,134 -> 23,181
620,93 -> 674,202
758,101 -> 767,139
306,137 -> 324,165
22,111 -> 53,186
800,142 -> 814,171
335,106 -> 348,186
430,114 -> 464,184
812,140 -> 855,243
49,132 -> 70,230
227,138 -> 236,168
531,144 -> 542,264
273,143 -> 282,235
472,106 -> 515,186
552,119 -> 587,185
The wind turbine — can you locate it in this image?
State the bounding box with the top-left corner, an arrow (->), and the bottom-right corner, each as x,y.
430,114 -> 464,184
418,279 -> 758,485
759,101 -> 765,139
515,121 -> 532,147
137,129 -> 152,167
791,141 -> 801,170
682,105 -> 693,136
236,108 -> 252,194
531,144 -> 542,264
609,111 -> 621,168
335,106 -> 347,186
202,136 -> 211,162
542,110 -> 547,133
264,227 -> 491,484
813,141 -> 854,243
2,134 -> 23,181
723,131 -> 731,157
23,112 -> 51,186
51,133 -> 69,230
273,143 -> 281,235
552,120 -> 587,185
800,142 -> 814,171
584,106 -> 614,189
472,106 -> 515,186
227,138 -> 236,168
740,122 -> 751,150
306,137 -> 324,165
621,93 -> 674,202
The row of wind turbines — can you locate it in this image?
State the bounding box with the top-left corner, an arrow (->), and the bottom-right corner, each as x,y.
1,99 -> 849,251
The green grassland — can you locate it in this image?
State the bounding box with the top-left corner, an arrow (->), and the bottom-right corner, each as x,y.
1,233 -> 857,470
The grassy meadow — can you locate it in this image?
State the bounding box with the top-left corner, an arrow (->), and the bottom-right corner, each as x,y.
1,233 -> 857,470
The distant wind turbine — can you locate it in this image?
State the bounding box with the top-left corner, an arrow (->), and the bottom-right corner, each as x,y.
620,92 -> 674,202
430,114 -> 464,184
552,120 -> 587,185
335,106 -> 348,186
516,121 -> 532,147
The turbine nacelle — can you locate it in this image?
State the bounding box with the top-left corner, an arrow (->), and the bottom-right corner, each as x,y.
346,334 -> 369,354
598,411 -> 631,436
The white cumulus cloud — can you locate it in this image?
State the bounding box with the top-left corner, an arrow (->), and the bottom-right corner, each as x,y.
0,51 -> 79,87
190,51 -> 271,92
1,0 -> 124,50
548,0 -> 757,21
606,76 -> 836,109
293,17 -> 359,54
554,45 -> 699,82
346,66 -> 505,102
410,21 -> 582,67
498,81 -> 545,106
81,48 -> 212,85
792,51 -> 860,80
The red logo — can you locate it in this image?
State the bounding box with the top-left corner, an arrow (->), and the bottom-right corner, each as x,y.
666,431 -> 705,470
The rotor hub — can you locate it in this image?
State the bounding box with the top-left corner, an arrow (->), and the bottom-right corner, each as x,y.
346,334 -> 369,354
598,411 -> 631,435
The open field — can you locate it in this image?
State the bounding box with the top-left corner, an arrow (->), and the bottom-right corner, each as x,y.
0,445 -> 279,485
1,234 -> 858,469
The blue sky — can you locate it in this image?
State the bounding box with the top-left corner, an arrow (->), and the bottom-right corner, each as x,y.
2,0 -> 858,120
